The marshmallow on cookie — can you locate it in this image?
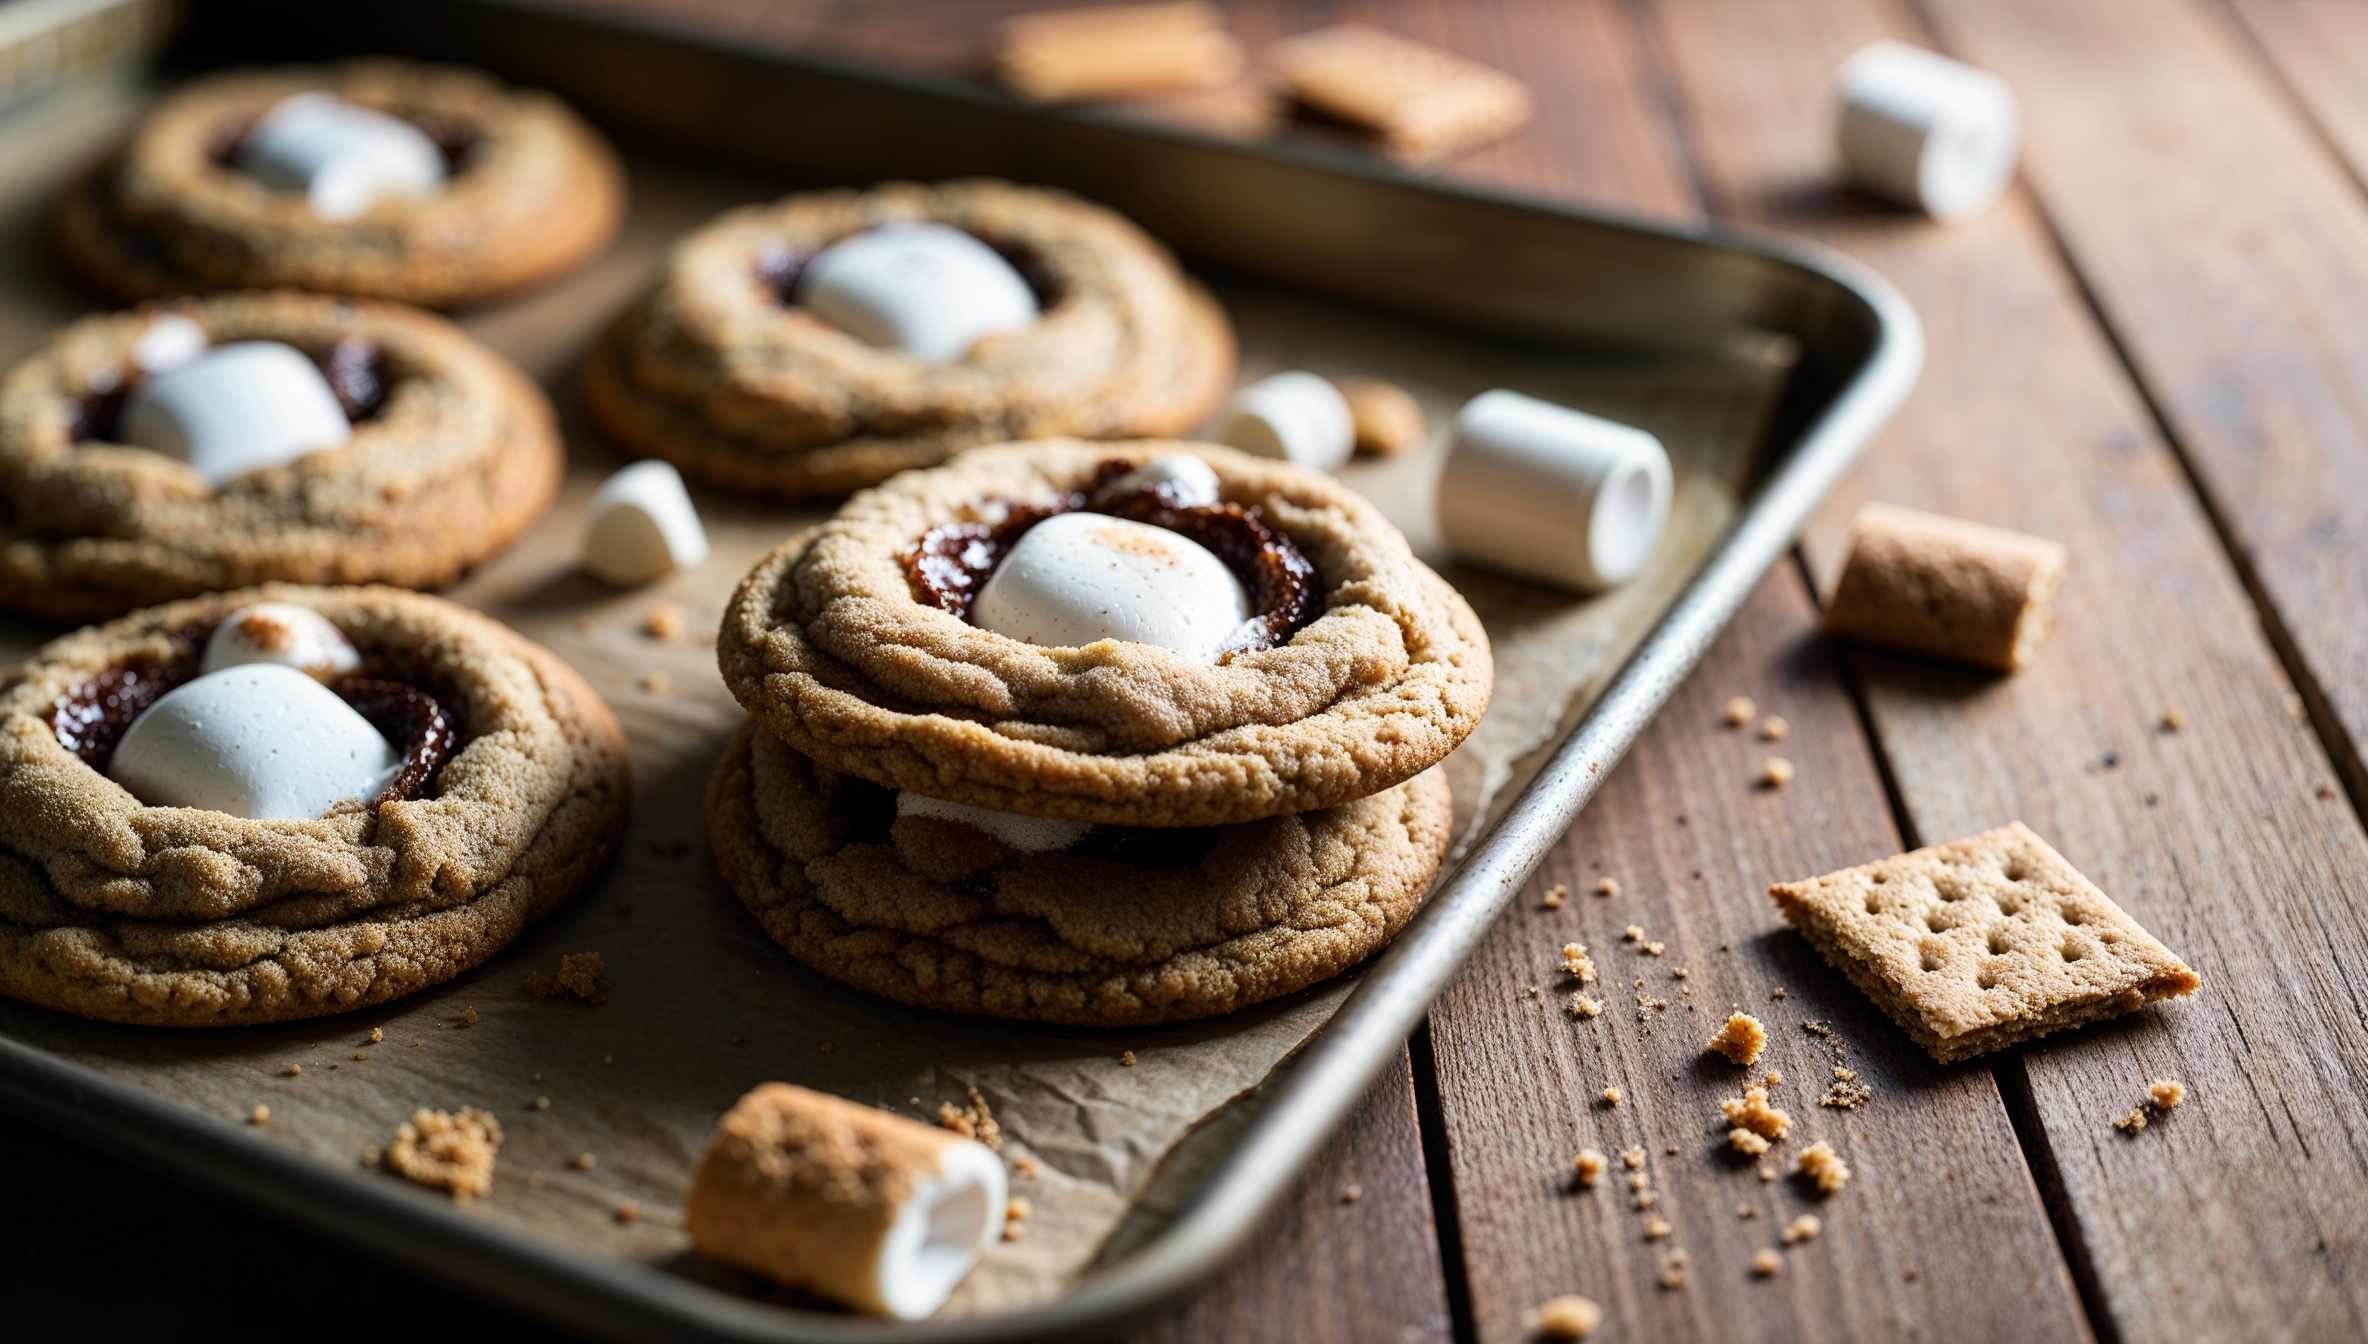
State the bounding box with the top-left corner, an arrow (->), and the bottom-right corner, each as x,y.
236,91 -> 448,222
118,341 -> 352,486
795,221 -> 1040,363
108,663 -> 400,821
972,511 -> 1252,665
897,792 -> 1092,853
202,601 -> 363,682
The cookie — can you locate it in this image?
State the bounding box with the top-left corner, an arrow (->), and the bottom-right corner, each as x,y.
0,292 -> 563,622
1769,822 -> 2199,1063
707,723 -> 1451,1026
718,440 -> 1493,827
60,61 -> 623,308
0,585 -> 629,1027
582,179 -> 1236,500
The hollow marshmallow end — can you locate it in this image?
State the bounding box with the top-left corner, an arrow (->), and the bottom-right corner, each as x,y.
897,792 -> 1093,853
870,1139 -> 1007,1320
1584,453 -> 1673,587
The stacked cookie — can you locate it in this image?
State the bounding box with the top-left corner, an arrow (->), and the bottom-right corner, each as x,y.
707,439 -> 1493,1026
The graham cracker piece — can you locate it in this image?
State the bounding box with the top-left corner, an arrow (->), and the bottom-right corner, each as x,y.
386,1107 -> 502,1204
1822,503 -> 2069,672
1769,822 -> 2199,1063
994,3 -> 1245,103
1269,25 -> 1532,164
525,950 -> 607,1003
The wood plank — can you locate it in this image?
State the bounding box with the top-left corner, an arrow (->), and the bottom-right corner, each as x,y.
1427,567 -> 2090,1344
1647,0 -> 2368,1337
2228,0 -> 2368,197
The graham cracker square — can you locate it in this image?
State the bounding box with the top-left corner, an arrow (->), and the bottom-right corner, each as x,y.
1769,823 -> 2198,1063
1270,25 -> 1532,164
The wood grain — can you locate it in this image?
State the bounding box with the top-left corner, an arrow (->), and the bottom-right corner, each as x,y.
1648,0 -> 2368,1337
2228,0 -> 2368,197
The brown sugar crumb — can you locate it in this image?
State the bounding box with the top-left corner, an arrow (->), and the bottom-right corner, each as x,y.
1574,1148 -> 1609,1186
1014,1156 -> 1039,1178
2159,706 -> 2187,731
283,1063 -> 302,1076
1725,695 -> 1758,726
1561,942 -> 1598,984
1729,1127 -> 1772,1156
1542,882 -> 1569,909
249,1104 -> 269,1125
615,1202 -> 640,1224
1121,1050 -> 1138,1067
1721,1086 -> 1792,1141
571,1152 -> 597,1170
1759,715 -> 1791,742
1603,1087 -> 1624,1106
1644,1214 -> 1673,1239
1782,1214 -> 1822,1244
386,1107 -> 502,1204
368,1027 -> 384,1044
1760,756 -> 1796,787
1707,1012 -> 1769,1066
1753,1247 -> 1783,1277
460,1006 -> 479,1028
1535,1293 -> 1604,1339
1597,876 -> 1621,898
1621,1146 -> 1646,1169
2150,1079 -> 2186,1110
525,951 -> 608,1003
1569,993 -> 1605,1018
1797,1140 -> 1851,1194
2113,1106 -> 2149,1133
644,604 -> 686,641
937,1086 -> 1004,1150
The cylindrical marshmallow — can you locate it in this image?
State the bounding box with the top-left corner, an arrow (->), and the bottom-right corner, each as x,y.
1106,452 -> 1222,508
685,1083 -> 1008,1320
1821,502 -> 2067,672
897,792 -> 1092,853
1214,371 -> 1354,473
1437,389 -> 1673,593
202,602 -> 362,683
109,663 -> 402,820
1835,41 -> 2020,223
581,460 -> 712,587
131,313 -> 209,377
117,341 -> 352,486
795,222 -> 1040,364
235,91 -> 448,222
972,511 -> 1251,664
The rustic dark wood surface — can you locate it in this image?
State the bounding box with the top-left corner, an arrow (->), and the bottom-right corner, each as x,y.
20,1 -> 2368,1340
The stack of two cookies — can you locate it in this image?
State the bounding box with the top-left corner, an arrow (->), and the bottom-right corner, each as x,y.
706,439 -> 1495,1025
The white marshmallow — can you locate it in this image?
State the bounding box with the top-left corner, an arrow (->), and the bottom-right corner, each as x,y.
795,222 -> 1039,363
1107,453 -> 1222,508
118,341 -> 351,486
108,663 -> 402,821
896,792 -> 1092,853
1437,389 -> 1673,594
972,511 -> 1251,664
1214,371 -> 1355,473
872,1139 -> 1008,1320
201,602 -> 362,683
235,91 -> 448,222
1836,41 -> 2020,223
131,313 -> 209,376
581,460 -> 711,587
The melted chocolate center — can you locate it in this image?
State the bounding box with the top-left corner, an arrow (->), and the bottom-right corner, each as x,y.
901,459 -> 1320,659
333,678 -> 457,807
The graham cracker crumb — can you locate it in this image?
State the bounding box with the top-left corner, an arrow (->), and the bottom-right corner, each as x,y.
1002,1220 -> 1028,1243
1772,988 -> 1786,999
640,670 -> 672,695
1569,993 -> 1604,1018
368,1027 -> 384,1044
249,1104 -> 269,1125
1574,1148 -> 1608,1186
1007,1196 -> 1033,1221
1543,882 -> 1569,909
1729,1128 -> 1772,1156
572,616 -> 596,637
1645,1214 -> 1673,1239
1798,1140 -> 1850,1194
1014,1156 -> 1039,1178
362,1145 -> 381,1166
1707,1012 -> 1769,1066
937,1087 -> 1004,1150
1758,1165 -> 1776,1182
354,1053 -> 370,1062
1644,941 -> 1666,957
616,1202 -> 639,1223
1624,925 -> 1645,942
1535,1293 -> 1604,1339
1759,715 -> 1791,741
1726,695 -> 1758,726
283,1063 -> 302,1076
1633,1191 -> 1657,1209
1782,1214 -> 1822,1244
1597,876 -> 1621,898
1658,1259 -> 1688,1290
1603,1087 -> 1624,1106
1761,756 -> 1796,787
387,1107 -> 502,1204
460,1006 -> 479,1028
1621,1146 -> 1646,1169
1753,1247 -> 1782,1277
1561,942 -> 1598,983
571,1152 -> 596,1170
525,951 -> 608,1003
1764,1070 -> 1782,1086
2113,1106 -> 2149,1133
2320,782 -> 2340,799
1821,1067 -> 1873,1110
1738,1204 -> 1757,1218
1674,967 -> 1689,980
1628,1172 -> 1650,1192
1121,1050 -> 1138,1067
644,604 -> 686,641
1721,1086 -> 1792,1140
2159,707 -> 2186,731
2150,1079 -> 2186,1109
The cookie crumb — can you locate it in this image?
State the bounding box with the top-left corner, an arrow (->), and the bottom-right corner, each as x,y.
1575,1149 -> 1608,1186
937,1087 -> 1004,1150
639,671 -> 672,695
1013,1156 -> 1039,1178
1644,941 -> 1666,957
1760,756 -> 1796,787
532,1096 -> 550,1111
283,1063 -> 302,1077
1561,942 -> 1598,983
2150,1078 -> 2185,1110
1340,1183 -> 1361,1203
1781,1214 -> 1822,1244
1797,1140 -> 1850,1194
2320,782 -> 2339,799
250,1104 -> 269,1125
1904,1267 -> 1920,1281
362,1145 -> 381,1166
1728,1127 -> 1772,1156
616,1202 -> 639,1223
354,1053 -> 370,1062
1821,1067 -> 1873,1110
2159,706 -> 2186,731
525,951 -> 608,1003
1738,1204 -> 1757,1219
1721,1086 -> 1792,1140
1758,1165 -> 1776,1182
571,1152 -> 596,1170
1535,1293 -> 1603,1339
1759,715 -> 1791,741
1673,966 -> 1689,980
644,604 -> 686,641
1658,1257 -> 1688,1290
1121,1050 -> 1138,1067
1772,987 -> 1787,999
1603,1087 -> 1624,1106
1623,925 -> 1645,942
368,1027 -> 384,1044
1542,882 -> 1569,909
1568,993 -> 1604,1018
1628,1171 -> 1650,1192
1621,1146 -> 1646,1169
1644,1214 -> 1673,1239
1597,876 -> 1621,898
460,1006 -> 479,1028
1006,1195 -> 1033,1221
1707,1012 -> 1768,1066
386,1107 -> 502,1204
1764,1070 -> 1782,1086
2113,1106 -> 2150,1133
1725,695 -> 1757,726
1002,1219 -> 1028,1243
1753,1247 -> 1782,1277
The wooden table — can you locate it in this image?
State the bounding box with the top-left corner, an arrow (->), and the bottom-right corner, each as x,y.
16,2 -> 2368,1339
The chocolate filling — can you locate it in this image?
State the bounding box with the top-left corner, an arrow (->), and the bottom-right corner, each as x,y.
901,459 -> 1319,659
69,335 -> 387,443
754,230 -> 1063,309
333,677 -> 456,806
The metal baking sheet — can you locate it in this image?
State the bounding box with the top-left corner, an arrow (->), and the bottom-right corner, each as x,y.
0,4 -> 1921,1340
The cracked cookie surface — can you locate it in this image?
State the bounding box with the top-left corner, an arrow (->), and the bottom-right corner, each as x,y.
0,292 -> 563,622
720,440 -> 1493,827
59,61 -> 623,308
707,723 -> 1451,1027
582,179 -> 1235,500
0,585 -> 629,1026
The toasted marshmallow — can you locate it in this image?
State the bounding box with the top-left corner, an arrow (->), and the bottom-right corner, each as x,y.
1836,41 -> 2020,223
581,460 -> 711,587
108,663 -> 402,820
1438,389 -> 1673,593
131,313 -> 209,376
118,341 -> 352,486
972,511 -> 1251,664
794,222 -> 1039,363
1107,453 -> 1222,508
897,792 -> 1092,853
1215,371 -> 1355,473
235,91 -> 448,222
202,602 -> 362,683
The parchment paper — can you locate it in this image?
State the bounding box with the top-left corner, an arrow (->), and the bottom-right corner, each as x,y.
0,78 -> 1789,1318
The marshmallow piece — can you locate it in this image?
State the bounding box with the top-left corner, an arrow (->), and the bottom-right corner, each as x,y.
972,511 -> 1251,664
235,91 -> 448,222
1438,389 -> 1673,594
1836,41 -> 2020,223
108,663 -> 402,820
794,222 -> 1039,364
897,792 -> 1093,853
685,1083 -> 1007,1320
1108,452 -> 1222,508
118,341 -> 351,486
1215,371 -> 1355,473
131,313 -> 208,376
581,460 -> 711,587
201,602 -> 362,683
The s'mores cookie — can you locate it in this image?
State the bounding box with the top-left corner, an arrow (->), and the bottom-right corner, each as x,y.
1770,823 -> 2198,1062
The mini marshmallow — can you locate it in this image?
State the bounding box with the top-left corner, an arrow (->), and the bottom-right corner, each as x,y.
201,602 -> 361,683
235,91 -> 448,222
1107,452 -> 1222,508
108,663 -> 401,820
117,341 -> 351,486
581,460 -> 711,587
897,792 -> 1092,853
972,511 -> 1251,664
685,1083 -> 1007,1320
1437,389 -> 1673,594
1836,41 -> 2020,223
795,222 -> 1039,364
131,313 -> 208,376
1214,371 -> 1355,473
